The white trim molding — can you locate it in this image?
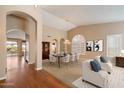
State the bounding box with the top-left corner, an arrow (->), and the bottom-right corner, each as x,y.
0,76 -> 7,81
35,67 -> 42,71
28,62 -> 34,65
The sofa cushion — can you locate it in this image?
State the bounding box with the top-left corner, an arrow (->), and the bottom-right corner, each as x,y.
90,60 -> 102,72
95,56 -> 101,62
100,56 -> 108,63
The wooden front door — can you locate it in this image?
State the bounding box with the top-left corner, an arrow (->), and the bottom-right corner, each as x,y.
42,42 -> 50,60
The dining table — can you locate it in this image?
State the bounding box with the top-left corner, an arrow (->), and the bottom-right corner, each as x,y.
53,54 -> 65,68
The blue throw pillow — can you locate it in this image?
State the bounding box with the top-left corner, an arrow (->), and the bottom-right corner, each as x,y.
90,60 -> 101,72
100,56 -> 108,63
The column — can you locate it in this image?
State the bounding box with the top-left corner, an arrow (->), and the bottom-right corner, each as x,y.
35,8 -> 43,70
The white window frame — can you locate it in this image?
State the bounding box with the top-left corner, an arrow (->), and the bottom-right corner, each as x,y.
72,34 -> 86,55
107,34 -> 122,57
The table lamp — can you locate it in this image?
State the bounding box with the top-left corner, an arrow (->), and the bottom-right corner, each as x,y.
121,50 -> 124,57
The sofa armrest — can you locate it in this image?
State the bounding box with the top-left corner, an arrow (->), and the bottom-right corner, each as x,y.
98,70 -> 109,79
100,61 -> 113,73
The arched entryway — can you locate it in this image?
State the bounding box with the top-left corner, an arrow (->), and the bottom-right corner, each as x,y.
6,12 -> 37,72
0,6 -> 43,80
60,38 -> 65,54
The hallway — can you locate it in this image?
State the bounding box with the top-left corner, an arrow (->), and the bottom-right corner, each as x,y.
0,56 -> 70,88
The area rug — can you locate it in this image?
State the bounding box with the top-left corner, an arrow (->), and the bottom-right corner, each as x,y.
72,66 -> 124,88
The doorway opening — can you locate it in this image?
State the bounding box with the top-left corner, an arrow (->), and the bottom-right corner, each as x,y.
42,42 -> 50,60
6,12 -> 36,71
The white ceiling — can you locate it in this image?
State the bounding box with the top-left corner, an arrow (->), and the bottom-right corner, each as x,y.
41,5 -> 124,31
42,10 -> 76,31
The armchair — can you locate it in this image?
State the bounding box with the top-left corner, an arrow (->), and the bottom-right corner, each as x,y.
49,54 -> 57,63
82,59 -> 109,87
75,53 -> 81,62
62,54 -> 70,63
70,54 -> 76,62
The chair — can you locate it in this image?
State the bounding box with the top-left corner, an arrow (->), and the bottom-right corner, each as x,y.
62,54 -> 70,63
95,56 -> 113,74
49,54 -> 57,63
70,54 -> 76,62
82,59 -> 109,87
75,53 -> 81,62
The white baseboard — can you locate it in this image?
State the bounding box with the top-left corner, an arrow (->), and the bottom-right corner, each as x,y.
28,62 -> 34,64
35,67 -> 42,71
0,76 -> 7,80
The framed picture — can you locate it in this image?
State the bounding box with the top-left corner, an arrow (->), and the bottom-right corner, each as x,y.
94,40 -> 103,51
86,41 -> 94,51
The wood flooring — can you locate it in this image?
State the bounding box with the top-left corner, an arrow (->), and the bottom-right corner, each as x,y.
0,56 -> 70,88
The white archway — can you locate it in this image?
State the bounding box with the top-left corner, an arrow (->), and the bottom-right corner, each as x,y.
0,6 -> 43,79
60,38 -> 65,53
72,34 -> 86,54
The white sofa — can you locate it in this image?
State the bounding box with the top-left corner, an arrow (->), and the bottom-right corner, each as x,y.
82,59 -> 109,88
95,56 -> 113,74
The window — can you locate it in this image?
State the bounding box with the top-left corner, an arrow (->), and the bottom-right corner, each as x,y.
107,34 -> 122,57
6,41 -> 18,56
72,34 -> 86,54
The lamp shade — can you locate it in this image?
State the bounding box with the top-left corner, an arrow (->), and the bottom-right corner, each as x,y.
64,40 -> 71,44
121,50 -> 124,53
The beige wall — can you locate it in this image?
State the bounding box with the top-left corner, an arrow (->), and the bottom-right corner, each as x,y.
7,15 -> 25,31
67,21 -> 124,59
7,15 -> 26,40
0,11 -> 7,79
43,25 -> 67,53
